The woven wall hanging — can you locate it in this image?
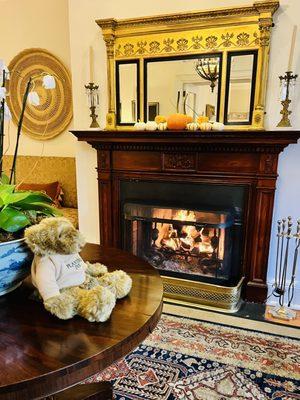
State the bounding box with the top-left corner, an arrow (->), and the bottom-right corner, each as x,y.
7,48 -> 73,140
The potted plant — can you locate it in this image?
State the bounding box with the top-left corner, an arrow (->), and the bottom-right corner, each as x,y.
0,60 -> 59,295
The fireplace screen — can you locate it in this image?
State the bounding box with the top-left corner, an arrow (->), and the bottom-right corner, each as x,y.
123,203 -> 236,284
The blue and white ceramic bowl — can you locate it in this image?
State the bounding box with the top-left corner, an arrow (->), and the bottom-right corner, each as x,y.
0,238 -> 33,296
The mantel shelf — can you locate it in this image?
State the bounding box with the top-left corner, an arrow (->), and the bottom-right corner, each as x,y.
71,130 -> 300,153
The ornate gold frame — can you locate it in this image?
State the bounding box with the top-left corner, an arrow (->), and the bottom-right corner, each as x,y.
96,1 -> 279,130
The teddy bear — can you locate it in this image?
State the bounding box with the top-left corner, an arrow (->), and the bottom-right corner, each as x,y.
24,217 -> 132,322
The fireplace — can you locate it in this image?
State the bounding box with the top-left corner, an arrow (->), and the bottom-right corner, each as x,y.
121,179 -> 246,288
124,204 -> 236,284
71,129 -> 300,309
119,178 -> 246,310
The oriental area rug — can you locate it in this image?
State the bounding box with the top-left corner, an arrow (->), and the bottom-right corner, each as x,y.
85,314 -> 300,399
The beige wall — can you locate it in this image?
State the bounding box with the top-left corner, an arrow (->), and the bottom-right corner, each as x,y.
2,0 -> 76,157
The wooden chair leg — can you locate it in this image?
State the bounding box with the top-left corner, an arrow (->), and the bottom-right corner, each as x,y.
51,382 -> 113,400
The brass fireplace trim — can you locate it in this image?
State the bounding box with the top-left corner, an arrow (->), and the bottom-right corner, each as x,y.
163,276 -> 244,312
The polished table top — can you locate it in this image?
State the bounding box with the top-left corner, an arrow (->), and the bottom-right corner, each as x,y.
0,244 -> 163,400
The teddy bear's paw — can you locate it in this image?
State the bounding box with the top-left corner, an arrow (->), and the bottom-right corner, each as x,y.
44,293 -> 77,320
85,262 -> 108,277
80,275 -> 99,290
98,270 -> 132,299
77,287 -> 116,322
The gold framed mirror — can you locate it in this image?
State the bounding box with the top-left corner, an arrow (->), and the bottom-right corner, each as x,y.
97,0 -> 279,131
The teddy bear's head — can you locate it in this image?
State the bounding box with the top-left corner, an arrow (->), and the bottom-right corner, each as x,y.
25,217 -> 86,256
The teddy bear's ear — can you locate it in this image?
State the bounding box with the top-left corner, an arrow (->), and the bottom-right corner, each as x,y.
24,224 -> 48,256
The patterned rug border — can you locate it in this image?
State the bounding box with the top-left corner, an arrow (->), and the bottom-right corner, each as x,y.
163,310 -> 300,341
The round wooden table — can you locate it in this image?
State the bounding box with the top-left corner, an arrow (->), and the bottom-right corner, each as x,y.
0,244 -> 163,400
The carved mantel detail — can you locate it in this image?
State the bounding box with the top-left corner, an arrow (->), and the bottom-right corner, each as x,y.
163,153 -> 196,170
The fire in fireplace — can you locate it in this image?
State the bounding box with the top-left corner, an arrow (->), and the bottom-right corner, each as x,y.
124,203 -> 239,285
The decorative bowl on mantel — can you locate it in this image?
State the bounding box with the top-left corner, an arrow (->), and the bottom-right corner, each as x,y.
0,238 -> 33,296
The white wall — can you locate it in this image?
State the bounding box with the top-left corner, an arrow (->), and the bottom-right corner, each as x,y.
2,0 -> 76,157
68,0 -> 300,306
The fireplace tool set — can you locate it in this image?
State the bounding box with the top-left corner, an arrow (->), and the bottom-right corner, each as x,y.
270,217 -> 300,320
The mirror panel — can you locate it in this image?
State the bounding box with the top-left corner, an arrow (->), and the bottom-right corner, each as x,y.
145,54 -> 222,122
116,60 -> 139,125
225,51 -> 258,125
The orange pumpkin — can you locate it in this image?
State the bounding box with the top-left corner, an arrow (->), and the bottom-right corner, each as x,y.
167,113 -> 189,130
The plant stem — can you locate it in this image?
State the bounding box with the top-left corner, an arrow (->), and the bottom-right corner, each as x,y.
9,77 -> 32,184
0,69 -> 5,177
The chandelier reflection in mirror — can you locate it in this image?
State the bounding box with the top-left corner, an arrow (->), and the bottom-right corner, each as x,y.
195,57 -> 220,93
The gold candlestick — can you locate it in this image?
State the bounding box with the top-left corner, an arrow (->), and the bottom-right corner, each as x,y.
85,82 -> 100,128
277,71 -> 298,128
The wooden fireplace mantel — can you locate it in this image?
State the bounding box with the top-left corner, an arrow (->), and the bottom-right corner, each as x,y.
72,130 -> 300,152
72,129 -> 300,303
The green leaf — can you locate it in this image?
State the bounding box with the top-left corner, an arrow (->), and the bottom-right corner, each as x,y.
15,201 -> 60,215
0,184 -> 15,194
0,207 -> 30,232
1,191 -> 32,205
14,191 -> 53,205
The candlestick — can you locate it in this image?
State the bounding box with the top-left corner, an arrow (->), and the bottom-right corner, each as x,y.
85,82 -> 100,128
89,46 -> 94,83
288,25 -> 297,71
277,71 -> 298,127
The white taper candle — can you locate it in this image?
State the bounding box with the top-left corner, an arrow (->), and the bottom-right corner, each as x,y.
89,46 -> 94,82
288,25 -> 297,71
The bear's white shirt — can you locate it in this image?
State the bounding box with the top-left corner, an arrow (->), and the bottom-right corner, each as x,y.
31,253 -> 86,301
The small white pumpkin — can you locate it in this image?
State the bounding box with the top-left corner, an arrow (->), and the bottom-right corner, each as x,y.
186,122 -> 199,131
212,122 -> 225,131
199,122 -> 213,132
134,121 -> 146,131
145,121 -> 158,131
158,122 -> 168,131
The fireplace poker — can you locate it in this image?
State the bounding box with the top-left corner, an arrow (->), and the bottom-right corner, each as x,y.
287,219 -> 300,307
274,220 -> 282,294
279,217 -> 293,306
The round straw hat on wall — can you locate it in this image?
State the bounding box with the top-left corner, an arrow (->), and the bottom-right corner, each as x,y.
7,48 -> 73,140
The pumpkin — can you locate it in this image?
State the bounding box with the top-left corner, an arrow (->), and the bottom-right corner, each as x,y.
199,122 -> 213,131
158,122 -> 168,131
134,121 -> 146,131
167,113 -> 189,130
212,122 -> 225,131
145,121 -> 158,131
186,122 -> 199,131
197,115 -> 209,124
154,115 -> 167,124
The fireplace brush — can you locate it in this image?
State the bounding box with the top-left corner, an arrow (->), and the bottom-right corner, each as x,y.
270,216 -> 300,320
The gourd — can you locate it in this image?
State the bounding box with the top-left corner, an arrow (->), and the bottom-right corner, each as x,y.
145,121 -> 158,131
186,122 -> 199,131
134,121 -> 146,131
154,115 -> 167,124
167,113 -> 189,130
212,122 -> 225,131
199,122 -> 213,131
197,115 -> 209,124
158,122 -> 168,131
